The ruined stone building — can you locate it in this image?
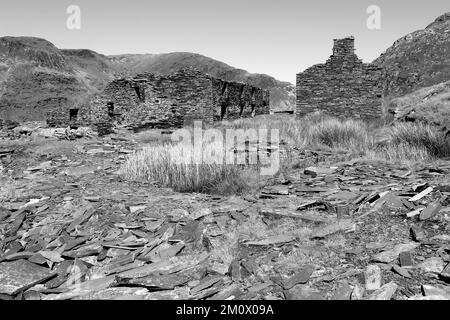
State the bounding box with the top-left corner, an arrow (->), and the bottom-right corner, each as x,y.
47,68 -> 270,132
296,37 -> 383,120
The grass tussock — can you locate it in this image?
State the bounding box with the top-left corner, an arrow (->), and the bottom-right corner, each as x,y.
308,118 -> 371,152
119,142 -> 257,195
387,122 -> 450,158
366,143 -> 433,165
120,111 -> 449,193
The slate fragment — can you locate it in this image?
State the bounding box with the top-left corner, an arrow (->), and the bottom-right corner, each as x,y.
399,252 -> 413,267
366,282 -> 397,300
410,225 -> 427,242
421,284 -> 450,299
0,259 -> 56,295
372,242 -> 420,263
331,281 -> 353,300
441,263 -> 450,282
7,211 -> 26,237
43,275 -> 117,300
417,257 -> 445,274
117,271 -> 192,290
365,265 -> 382,290
244,234 -> 295,246
420,200 -> 443,221
282,265 -> 315,290
408,187 -> 433,202
0,207 -> 10,221
66,208 -> 95,233
311,219 -> 354,239
284,284 -> 324,300
392,265 -> 411,278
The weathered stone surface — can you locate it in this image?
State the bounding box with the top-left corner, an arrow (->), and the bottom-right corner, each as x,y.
419,200 -> 443,221
296,37 -> 383,120
365,265 -> 382,290
311,219 -> 354,239
441,263 -> 450,281
399,251 -> 413,267
331,281 -> 353,300
350,283 -> 365,300
417,257 -> 445,274
285,284 -> 324,300
366,282 -> 398,300
50,68 -> 270,132
282,265 -> 315,289
372,242 -> 420,263
422,284 -> 450,299
392,265 -> 411,278
0,260 -> 55,295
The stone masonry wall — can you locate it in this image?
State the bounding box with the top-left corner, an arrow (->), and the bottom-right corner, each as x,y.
88,68 -> 270,131
296,37 -> 383,120
211,79 -> 270,121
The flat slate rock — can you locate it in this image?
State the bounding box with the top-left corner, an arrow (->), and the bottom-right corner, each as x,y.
0,259 -> 55,295
372,242 -> 420,263
285,284 -> 324,300
366,282 -> 398,300
282,265 -> 315,289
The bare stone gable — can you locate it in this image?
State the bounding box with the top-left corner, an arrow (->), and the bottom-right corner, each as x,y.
296,37 -> 383,120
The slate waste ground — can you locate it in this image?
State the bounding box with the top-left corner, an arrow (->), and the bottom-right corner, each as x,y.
0,132 -> 449,300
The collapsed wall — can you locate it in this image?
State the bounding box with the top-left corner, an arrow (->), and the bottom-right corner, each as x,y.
296,37 -> 383,120
47,68 -> 270,132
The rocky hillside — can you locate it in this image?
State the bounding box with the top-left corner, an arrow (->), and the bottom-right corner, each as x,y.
0,37 -> 111,122
388,80 -> 450,130
374,12 -> 450,99
0,37 -> 294,123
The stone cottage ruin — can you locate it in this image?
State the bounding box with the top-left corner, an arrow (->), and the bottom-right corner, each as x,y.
47,68 -> 270,132
296,36 -> 383,120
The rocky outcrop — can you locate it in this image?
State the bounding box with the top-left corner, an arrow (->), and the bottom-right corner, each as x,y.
374,12 -> 450,98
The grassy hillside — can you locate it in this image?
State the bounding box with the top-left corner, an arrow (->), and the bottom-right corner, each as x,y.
388,80 -> 450,131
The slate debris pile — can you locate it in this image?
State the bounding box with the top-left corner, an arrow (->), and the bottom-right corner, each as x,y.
0,135 -> 449,300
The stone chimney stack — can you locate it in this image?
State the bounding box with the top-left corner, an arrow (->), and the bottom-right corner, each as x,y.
332,36 -> 355,57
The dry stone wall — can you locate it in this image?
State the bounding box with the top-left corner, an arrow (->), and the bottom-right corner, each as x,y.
296,37 -> 383,120
80,68 -> 270,132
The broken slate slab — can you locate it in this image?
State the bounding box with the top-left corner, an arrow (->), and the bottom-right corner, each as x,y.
190,208 -> 212,220
365,265 -> 382,291
311,219 -> 354,239
441,263 -> 450,282
282,265 -> 315,290
0,259 -> 55,295
366,282 -> 397,300
372,242 -> 420,263
392,265 -> 411,278
262,185 -> 289,195
422,284 -> 450,299
410,225 -> 427,242
331,281 -> 353,300
304,166 -> 338,177
244,234 -> 296,246
408,187 -> 433,202
117,271 -> 192,290
284,284 -> 324,300
420,199 -> 443,221
416,257 -> 445,274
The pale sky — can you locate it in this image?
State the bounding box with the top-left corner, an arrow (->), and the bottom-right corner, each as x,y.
0,0 -> 449,83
